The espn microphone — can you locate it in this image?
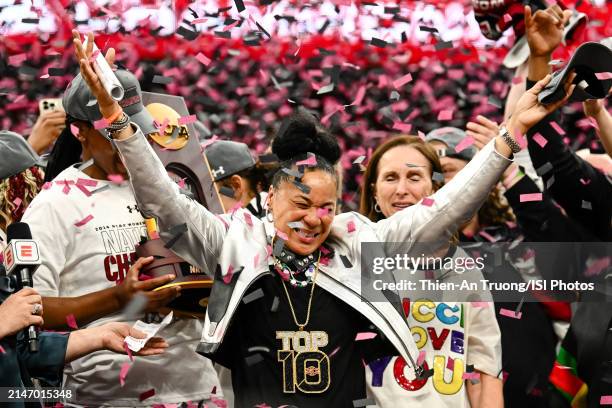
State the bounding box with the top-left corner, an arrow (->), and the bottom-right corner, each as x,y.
4,222 -> 42,352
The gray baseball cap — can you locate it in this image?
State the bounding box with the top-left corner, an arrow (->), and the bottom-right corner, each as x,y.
425,127 -> 477,162
0,131 -> 41,179
204,140 -> 256,181
63,69 -> 157,135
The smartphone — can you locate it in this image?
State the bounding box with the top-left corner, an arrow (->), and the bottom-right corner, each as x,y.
39,98 -> 64,113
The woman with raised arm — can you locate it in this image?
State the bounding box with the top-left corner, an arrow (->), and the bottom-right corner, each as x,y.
71,28 -> 575,407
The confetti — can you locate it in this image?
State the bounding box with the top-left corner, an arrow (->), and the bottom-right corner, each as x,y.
585,257 -> 610,277
519,193 -> 542,202
74,214 -> 94,227
0,344 -> 5,354
601,396 -> 612,405
393,73 -> 413,89
532,133 -> 548,148
447,357 -> 455,370
353,156 -> 366,165
223,265 -> 236,284
273,238 -> 285,257
296,153 -> 317,167
70,124 -> 80,136
581,200 -> 592,210
463,371 -> 481,380
417,350 -> 426,366
370,37 -> 387,48
66,314 -> 78,329
454,136 -> 475,153
536,162 -> 554,176
245,353 -> 264,366
549,121 -> 566,136
164,223 -> 188,249
392,122 -> 412,133
355,332 -> 377,341
42,182 -> 52,190
152,75 -> 172,85
93,118 -> 109,130
421,197 -> 435,207
340,255 -> 353,268
347,221 -> 356,233
119,362 -> 131,387
12,197 -> 22,209
317,83 -> 335,95
353,398 -> 376,408
270,296 -> 280,312
91,185 -> 111,195
595,72 -> 612,80
499,308 -> 522,319
178,115 -> 197,125
293,180 -> 311,194
437,110 -> 453,121
139,389 -> 156,402
351,85 -> 366,106
435,41 -> 453,51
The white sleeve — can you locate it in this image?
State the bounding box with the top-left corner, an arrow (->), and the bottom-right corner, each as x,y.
466,303 -> 502,377
21,196 -> 69,297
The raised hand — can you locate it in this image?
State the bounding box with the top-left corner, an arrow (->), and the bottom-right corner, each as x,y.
29,110 -> 66,154
525,5 -> 572,58
508,72 -> 576,136
114,256 -> 181,313
467,116 -> 500,150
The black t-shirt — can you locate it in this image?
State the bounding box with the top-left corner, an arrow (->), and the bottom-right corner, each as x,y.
214,272 -> 393,408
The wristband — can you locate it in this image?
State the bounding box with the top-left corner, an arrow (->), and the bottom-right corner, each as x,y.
104,107 -> 123,124
499,125 -> 522,154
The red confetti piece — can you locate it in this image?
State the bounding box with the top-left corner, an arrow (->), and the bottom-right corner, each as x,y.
437,110 -> 453,121
502,371 -> 509,383
417,350 -> 426,366
347,220 -> 356,233
107,174 -> 125,184
499,308 -> 522,319
223,265 -> 235,284
447,357 -> 454,370
355,332 -> 377,341
392,122 -> 412,133
421,197 -> 434,207
463,371 -> 480,380
392,73 -> 413,89
70,124 -> 79,136
0,344 -> 5,354
454,136 -> 475,153
532,132 -> 548,148
519,193 -> 542,202
549,121 -> 566,136
502,13 -> 512,24
42,182 -> 52,190
74,214 -> 94,227
65,314 -> 78,329
178,115 -> 197,125
119,362 -> 131,386
139,388 -> 155,402
94,118 -> 109,130
595,72 -> 612,80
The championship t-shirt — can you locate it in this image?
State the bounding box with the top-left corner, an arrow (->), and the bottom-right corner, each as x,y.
365,248 -> 502,407
22,165 -> 220,406
213,271 -> 395,408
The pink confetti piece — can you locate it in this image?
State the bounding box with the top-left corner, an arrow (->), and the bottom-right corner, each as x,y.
393,73 -> 413,89
276,230 -> 289,241
296,154 -> 317,167
192,17 -> 208,24
421,197 -> 435,207
40,74 -> 50,79
178,115 -> 197,125
463,372 -> 481,380
351,85 -> 366,106
580,178 -> 591,185
471,301 -> 490,308
320,246 -> 331,255
244,212 -> 253,227
253,253 -> 259,268
70,124 -> 79,136
177,178 -> 186,189
347,220 -> 356,233
549,121 -> 566,136
502,13 -> 512,24
42,182 -> 52,190
446,357 -> 454,371
355,332 -> 377,341
417,130 -> 426,141
75,178 -> 98,197
107,174 -> 125,184
139,388 -> 155,402
93,118 -> 109,130
329,346 -> 341,358
595,72 -> 612,80
519,193 -> 542,202
512,76 -> 523,85
417,350 -> 426,366
437,110 -> 453,121
66,314 -> 78,329
515,130 -> 527,150
601,396 -> 612,405
0,344 -> 5,354
479,230 -> 498,242
584,257 -> 610,277
56,180 -> 74,194
392,122 -> 412,133
8,53 -> 28,65
223,265 -> 234,284
12,197 -> 22,209
211,396 -> 228,408
454,136 -> 475,153
532,132 -> 548,148
74,214 -> 94,227
502,371 -> 509,383
499,308 -> 522,319
119,362 -> 131,386
266,245 -> 273,257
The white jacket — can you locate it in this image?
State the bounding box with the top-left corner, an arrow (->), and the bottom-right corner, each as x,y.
115,128 -> 511,375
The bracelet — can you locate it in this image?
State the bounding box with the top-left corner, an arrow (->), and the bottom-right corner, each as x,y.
499,126 -> 522,154
105,112 -> 130,139
104,107 -> 123,124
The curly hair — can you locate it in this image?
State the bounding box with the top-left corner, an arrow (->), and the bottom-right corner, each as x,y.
0,166 -> 44,230
478,183 -> 516,227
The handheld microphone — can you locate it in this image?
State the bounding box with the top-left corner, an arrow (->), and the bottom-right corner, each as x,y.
4,222 -> 42,352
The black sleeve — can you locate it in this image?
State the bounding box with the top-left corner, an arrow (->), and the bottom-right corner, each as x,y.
17,332 -> 68,386
524,80 -> 612,241
504,174 -> 598,243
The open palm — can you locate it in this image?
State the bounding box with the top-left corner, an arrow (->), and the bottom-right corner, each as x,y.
525,5 -> 571,57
